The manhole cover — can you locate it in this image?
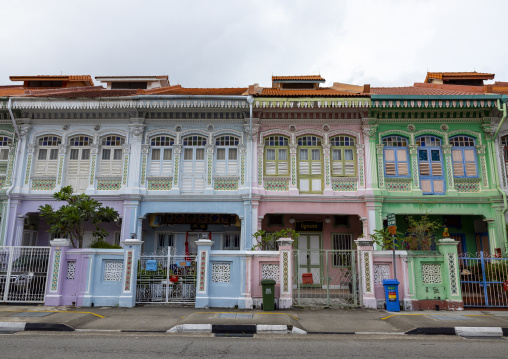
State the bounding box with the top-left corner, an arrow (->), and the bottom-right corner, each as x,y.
11,312 -> 53,317
218,313 -> 253,319
430,315 -> 473,321
236,314 -> 254,319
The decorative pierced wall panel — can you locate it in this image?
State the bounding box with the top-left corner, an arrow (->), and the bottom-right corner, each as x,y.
261,263 -> 280,282
211,262 -> 231,283
104,261 -> 123,281
66,261 -> 76,280
448,253 -> 458,295
421,264 -> 442,284
373,264 -> 390,284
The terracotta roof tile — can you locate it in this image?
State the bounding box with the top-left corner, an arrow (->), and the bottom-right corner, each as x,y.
491,86 -> 508,94
272,75 -> 325,82
257,88 -> 366,97
371,85 -> 485,96
425,71 -> 494,83
27,87 -> 137,98
10,75 -> 94,86
0,86 -> 26,96
140,87 -> 248,96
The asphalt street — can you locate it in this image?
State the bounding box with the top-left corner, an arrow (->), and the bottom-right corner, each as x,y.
1,332 -> 507,359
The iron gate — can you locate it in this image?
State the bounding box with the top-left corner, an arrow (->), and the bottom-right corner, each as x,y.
0,246 -> 51,303
293,249 -> 361,307
136,248 -> 197,304
459,252 -> 508,307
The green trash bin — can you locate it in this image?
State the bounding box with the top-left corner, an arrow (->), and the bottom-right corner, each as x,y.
261,279 -> 276,311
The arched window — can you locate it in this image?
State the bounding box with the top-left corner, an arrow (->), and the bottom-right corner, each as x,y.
330,135 -> 356,177
297,135 -> 323,193
383,136 -> 409,177
182,135 -> 207,193
450,136 -> 477,178
35,136 -> 61,176
215,135 -> 239,176
149,136 -> 174,176
0,136 -> 12,175
67,136 -> 92,191
264,136 -> 289,176
99,136 -> 125,176
416,136 -> 444,194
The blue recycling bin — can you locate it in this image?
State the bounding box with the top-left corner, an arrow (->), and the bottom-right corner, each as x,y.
382,279 -> 400,312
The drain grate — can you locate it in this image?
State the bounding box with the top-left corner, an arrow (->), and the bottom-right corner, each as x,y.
11,312 -> 53,317
430,315 -> 473,321
218,313 -> 253,319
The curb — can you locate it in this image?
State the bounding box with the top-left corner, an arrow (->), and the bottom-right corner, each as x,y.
167,324 -> 306,335
405,327 -> 508,337
0,322 -> 74,332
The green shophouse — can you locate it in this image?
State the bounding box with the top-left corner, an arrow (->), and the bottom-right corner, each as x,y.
367,88 -> 506,255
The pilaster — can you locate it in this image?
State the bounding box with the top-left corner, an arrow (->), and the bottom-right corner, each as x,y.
126,118 -> 145,192
195,239 -> 214,308
277,238 -> 294,309
119,238 -> 143,307
44,238 -> 72,306
289,143 -> 299,195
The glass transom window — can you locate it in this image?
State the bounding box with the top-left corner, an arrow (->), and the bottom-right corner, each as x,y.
69,136 -> 92,146
264,136 -> 288,146
416,136 -> 441,147
102,136 -> 125,146
383,136 -> 407,147
39,136 -> 61,146
330,136 -> 355,146
151,136 -> 174,146
216,136 -> 239,146
183,136 -> 207,146
297,136 -> 322,146
450,136 -> 475,147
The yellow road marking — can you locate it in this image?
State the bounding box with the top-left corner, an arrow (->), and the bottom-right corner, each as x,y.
382,313 -> 492,320
195,311 -> 299,321
0,310 -> 104,318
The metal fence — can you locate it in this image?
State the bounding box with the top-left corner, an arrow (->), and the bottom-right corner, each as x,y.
459,252 -> 508,308
136,248 -> 197,304
0,246 -> 51,303
293,249 -> 360,307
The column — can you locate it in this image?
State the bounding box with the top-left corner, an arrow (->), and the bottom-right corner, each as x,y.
375,144 -> 385,189
355,239 -> 376,308
356,144 -> 366,190
437,238 -> 463,310
171,144 -> 182,194
12,214 -> 25,247
16,123 -> 32,194
87,143 -> 99,193
362,123 -> 377,190
54,143 -> 68,191
484,218 -> 498,255
119,238 -> 143,307
322,143 -> 333,195
256,143 -> 265,193
277,238 -> 293,309
121,199 -> 141,242
408,144 -> 422,194
195,238 -> 213,308
204,143 -> 214,195
442,144 -> 457,195
126,119 -> 145,193
289,144 -> 299,195
44,238 -> 72,306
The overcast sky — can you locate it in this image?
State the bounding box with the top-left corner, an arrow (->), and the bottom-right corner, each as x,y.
1,0 -> 507,89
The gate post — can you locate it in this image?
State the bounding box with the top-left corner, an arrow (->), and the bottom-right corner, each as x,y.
119,238 -> 143,308
195,238 -> 213,308
437,237 -> 464,310
277,238 -> 294,309
355,239 -> 376,308
45,238 -> 72,306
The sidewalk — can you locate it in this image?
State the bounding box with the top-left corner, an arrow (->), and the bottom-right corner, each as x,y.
1,304 -> 508,336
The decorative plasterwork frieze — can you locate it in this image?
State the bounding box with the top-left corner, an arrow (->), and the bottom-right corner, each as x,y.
372,98 -> 497,109
11,98 -> 250,110
254,98 -> 370,109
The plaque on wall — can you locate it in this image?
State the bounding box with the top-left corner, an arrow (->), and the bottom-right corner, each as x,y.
191,223 -> 207,230
295,221 -> 323,232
